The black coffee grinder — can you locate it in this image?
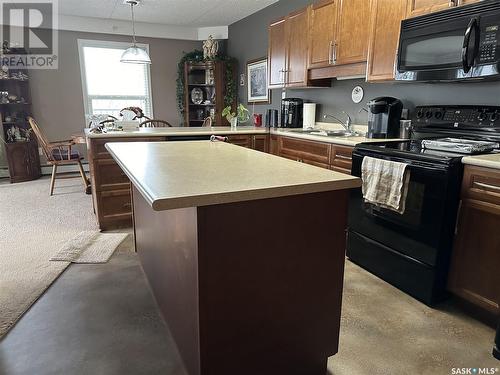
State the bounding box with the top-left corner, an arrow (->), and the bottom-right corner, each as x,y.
367,97 -> 403,139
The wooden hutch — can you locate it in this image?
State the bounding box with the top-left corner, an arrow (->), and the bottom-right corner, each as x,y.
183,60 -> 235,127
0,62 -> 40,183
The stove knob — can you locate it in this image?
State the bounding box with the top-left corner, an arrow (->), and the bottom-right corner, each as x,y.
425,110 -> 433,119
478,111 -> 487,121
416,109 -> 424,119
490,112 -> 498,122
434,111 -> 443,119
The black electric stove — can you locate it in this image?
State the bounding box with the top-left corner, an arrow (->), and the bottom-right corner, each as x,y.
347,105 -> 500,306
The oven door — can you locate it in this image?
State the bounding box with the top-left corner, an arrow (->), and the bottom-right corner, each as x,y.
396,14 -> 480,81
348,151 -> 462,267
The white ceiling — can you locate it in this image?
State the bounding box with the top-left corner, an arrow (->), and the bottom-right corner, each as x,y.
58,0 -> 278,28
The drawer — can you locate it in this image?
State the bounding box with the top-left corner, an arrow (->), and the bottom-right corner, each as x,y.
97,189 -> 132,220
330,145 -> 353,175
280,153 -> 329,169
227,135 -> 252,148
331,165 -> 352,175
90,137 -> 162,159
462,165 -> 500,205
94,159 -> 129,191
279,136 -> 331,164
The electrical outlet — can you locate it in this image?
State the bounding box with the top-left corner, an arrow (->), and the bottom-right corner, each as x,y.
38,147 -> 43,156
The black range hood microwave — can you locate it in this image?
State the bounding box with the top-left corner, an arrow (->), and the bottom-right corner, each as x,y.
396,0 -> 500,82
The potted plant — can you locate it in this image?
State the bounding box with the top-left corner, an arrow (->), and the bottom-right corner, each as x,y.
223,104 -> 250,128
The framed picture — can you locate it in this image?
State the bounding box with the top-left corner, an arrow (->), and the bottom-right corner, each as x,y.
247,58 -> 271,104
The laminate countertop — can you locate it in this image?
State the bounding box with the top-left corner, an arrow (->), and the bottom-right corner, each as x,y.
271,128 -> 405,146
85,126 -> 267,138
462,153 -> 500,170
106,141 -> 361,211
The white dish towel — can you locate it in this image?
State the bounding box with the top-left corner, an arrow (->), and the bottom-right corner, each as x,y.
361,156 -> 410,214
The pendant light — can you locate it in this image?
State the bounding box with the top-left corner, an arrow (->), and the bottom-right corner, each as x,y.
120,0 -> 151,64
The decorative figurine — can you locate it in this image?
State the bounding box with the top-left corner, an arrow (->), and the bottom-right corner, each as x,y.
203,35 -> 218,60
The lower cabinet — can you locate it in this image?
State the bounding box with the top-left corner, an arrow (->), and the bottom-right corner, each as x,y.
448,165 -> 500,321
226,134 -> 269,152
5,139 -> 41,183
277,135 -> 353,174
89,133 -> 269,230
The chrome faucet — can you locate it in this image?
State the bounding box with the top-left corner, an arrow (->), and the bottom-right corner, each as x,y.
323,111 -> 354,134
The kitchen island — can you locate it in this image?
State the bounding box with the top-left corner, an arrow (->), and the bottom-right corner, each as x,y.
107,140 -> 361,375
86,126 -> 268,229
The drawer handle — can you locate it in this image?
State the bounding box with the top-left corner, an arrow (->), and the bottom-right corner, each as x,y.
335,154 -> 352,160
473,181 -> 500,193
123,203 -> 132,208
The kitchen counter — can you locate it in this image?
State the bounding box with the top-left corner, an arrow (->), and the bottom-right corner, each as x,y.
85,126 -> 267,138
271,128 -> 405,146
462,153 -> 500,170
106,141 -> 360,211
107,140 -> 359,375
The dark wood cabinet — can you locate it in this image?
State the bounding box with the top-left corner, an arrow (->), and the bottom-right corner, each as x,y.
367,0 -> 407,82
330,144 -> 354,174
88,134 -> 269,230
448,165 -> 500,321
277,135 -> 353,174
184,61 -> 235,127
252,135 -> 269,153
87,136 -> 164,230
4,140 -> 41,183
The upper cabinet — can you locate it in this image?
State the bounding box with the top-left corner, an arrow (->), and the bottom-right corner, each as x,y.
308,0 -> 370,69
308,0 -> 338,69
367,0 -> 407,82
336,0 -> 371,65
268,8 -> 311,88
286,8 -> 310,87
268,17 -> 287,88
406,0 -> 454,17
407,0 -> 481,18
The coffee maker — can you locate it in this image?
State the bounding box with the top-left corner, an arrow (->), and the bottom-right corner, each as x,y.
281,98 -> 303,128
366,97 -> 403,139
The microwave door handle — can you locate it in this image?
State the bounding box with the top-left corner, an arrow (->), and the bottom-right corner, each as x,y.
462,17 -> 479,74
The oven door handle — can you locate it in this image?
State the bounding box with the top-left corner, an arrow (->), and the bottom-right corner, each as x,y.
462,17 -> 479,74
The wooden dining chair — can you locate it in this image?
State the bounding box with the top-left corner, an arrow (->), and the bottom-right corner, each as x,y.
139,119 -> 173,128
28,117 -> 90,196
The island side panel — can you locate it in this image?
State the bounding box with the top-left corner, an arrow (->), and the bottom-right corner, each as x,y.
132,186 -> 200,375
196,190 -> 349,375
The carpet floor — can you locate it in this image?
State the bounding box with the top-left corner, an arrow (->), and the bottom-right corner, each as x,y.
0,177 -> 98,339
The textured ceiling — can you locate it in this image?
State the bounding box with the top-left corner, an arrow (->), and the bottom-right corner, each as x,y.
58,0 -> 278,27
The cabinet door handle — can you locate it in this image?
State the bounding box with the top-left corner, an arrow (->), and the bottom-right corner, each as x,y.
473,181 -> 500,193
328,41 -> 333,65
454,200 -> 462,235
332,42 -> 337,64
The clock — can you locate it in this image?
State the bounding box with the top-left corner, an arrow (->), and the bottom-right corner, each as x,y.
351,86 -> 364,104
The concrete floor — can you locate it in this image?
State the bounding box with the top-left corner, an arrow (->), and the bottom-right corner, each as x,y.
0,236 -> 188,375
0,235 -> 498,375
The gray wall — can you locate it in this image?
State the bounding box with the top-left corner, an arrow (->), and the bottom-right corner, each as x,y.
29,30 -> 201,144
228,0 -> 500,125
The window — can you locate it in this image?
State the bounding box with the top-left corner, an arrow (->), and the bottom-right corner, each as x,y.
78,39 -> 153,120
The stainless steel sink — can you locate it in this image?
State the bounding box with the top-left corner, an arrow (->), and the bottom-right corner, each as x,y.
287,129 -> 361,138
